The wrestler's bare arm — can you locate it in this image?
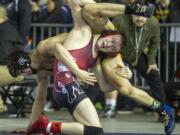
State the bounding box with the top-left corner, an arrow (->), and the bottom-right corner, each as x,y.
92,55 -> 132,93
82,3 -> 125,33
83,3 -> 125,17
28,70 -> 51,126
38,33 -> 80,73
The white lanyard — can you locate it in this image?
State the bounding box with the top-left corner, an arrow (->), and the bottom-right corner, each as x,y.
134,26 -> 143,63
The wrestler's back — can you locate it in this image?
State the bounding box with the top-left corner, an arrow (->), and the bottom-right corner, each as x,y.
30,49 -> 53,70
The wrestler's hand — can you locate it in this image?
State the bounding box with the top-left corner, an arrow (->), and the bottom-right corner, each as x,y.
75,69 -> 97,85
115,66 -> 132,79
8,128 -> 26,133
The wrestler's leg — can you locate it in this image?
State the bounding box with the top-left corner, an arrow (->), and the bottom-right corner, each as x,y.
51,97 -> 103,135
104,91 -> 118,106
73,98 -> 101,127
92,58 -> 115,92
61,80 -> 102,134
52,75 -> 103,135
62,98 -> 103,135
92,57 -> 152,106
102,55 -> 175,135
100,54 -> 154,107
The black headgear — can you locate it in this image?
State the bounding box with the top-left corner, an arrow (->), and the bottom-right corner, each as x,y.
6,50 -> 31,77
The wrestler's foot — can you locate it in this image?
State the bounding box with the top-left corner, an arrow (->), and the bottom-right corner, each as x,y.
27,114 -> 62,135
26,114 -> 49,135
160,104 -> 175,135
101,105 -> 117,118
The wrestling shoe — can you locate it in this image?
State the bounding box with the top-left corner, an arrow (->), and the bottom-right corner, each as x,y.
26,114 -> 49,135
101,105 -> 117,118
160,104 -> 175,135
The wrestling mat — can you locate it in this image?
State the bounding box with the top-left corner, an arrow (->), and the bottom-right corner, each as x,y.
0,133 -> 175,135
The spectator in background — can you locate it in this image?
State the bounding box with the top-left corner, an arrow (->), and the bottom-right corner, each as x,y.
31,0 -> 72,25
148,0 -> 170,82
0,0 -> 31,45
31,0 -> 72,43
61,0 -> 72,25
102,0 -> 171,118
0,4 -> 24,115
149,0 -> 170,23
33,0 -> 63,23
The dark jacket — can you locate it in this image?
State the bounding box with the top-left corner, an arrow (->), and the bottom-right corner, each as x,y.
112,15 -> 160,66
0,20 -> 24,64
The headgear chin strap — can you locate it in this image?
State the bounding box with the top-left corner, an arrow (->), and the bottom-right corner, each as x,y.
7,50 -> 31,77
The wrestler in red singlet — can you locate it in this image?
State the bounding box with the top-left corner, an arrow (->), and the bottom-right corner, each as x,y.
53,36 -> 97,114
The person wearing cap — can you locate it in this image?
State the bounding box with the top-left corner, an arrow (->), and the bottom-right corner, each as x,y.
100,0 -> 175,134
82,2 -> 175,134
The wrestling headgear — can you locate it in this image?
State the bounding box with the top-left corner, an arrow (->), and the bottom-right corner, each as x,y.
6,50 -> 31,77
99,30 -> 124,55
100,30 -> 119,38
100,30 -> 124,47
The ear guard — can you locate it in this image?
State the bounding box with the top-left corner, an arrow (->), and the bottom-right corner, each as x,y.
6,50 -> 31,77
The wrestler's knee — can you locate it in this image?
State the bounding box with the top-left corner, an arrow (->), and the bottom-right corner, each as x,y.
84,126 -> 104,135
99,83 -> 110,92
118,84 -> 134,96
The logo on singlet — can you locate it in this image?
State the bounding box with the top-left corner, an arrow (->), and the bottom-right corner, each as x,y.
54,81 -> 67,94
58,62 -> 69,72
65,72 -> 71,78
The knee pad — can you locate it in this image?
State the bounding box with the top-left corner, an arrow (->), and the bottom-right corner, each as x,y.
84,126 -> 104,135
